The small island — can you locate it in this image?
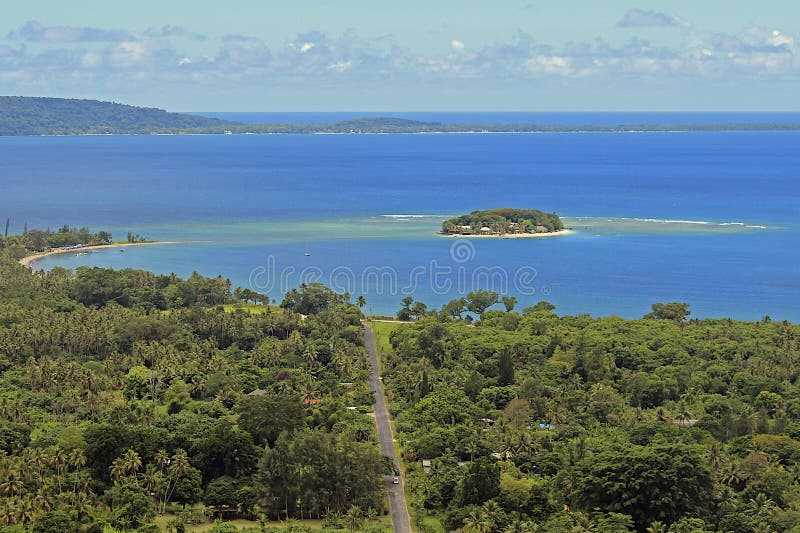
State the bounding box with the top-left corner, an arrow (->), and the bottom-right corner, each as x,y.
440,208 -> 571,238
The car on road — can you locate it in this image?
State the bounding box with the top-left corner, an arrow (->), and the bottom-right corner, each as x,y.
392,475 -> 400,484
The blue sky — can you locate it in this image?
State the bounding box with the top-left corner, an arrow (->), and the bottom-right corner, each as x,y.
2,1 -> 799,111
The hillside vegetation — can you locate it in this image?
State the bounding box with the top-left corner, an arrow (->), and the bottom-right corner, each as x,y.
0,230 -> 389,532
383,292 -> 800,533
0,97 -> 236,136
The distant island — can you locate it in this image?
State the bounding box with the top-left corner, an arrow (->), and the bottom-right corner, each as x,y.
5,97 -> 800,136
440,208 -> 570,237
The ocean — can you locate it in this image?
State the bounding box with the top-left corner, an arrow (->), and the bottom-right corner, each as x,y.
2,113 -> 799,321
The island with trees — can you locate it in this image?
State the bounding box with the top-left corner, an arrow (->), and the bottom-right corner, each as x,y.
440,208 -> 568,237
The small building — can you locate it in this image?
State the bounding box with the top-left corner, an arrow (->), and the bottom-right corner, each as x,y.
247,389 -> 267,396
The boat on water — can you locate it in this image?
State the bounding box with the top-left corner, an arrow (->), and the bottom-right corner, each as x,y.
304,252 -> 311,256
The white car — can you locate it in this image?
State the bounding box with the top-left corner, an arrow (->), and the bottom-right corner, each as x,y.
392,476 -> 400,484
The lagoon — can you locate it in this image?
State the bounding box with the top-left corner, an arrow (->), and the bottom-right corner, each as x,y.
3,123 -> 799,320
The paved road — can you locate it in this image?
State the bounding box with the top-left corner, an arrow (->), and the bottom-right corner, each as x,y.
364,323 -> 413,533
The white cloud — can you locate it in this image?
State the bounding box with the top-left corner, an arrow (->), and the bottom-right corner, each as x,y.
8,20 -> 132,42
110,41 -> 148,66
2,21 -> 800,95
525,55 -> 574,76
327,60 -> 353,72
81,52 -> 102,67
616,9 -> 681,28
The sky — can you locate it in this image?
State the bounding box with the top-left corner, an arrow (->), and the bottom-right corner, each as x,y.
1,1 -> 800,111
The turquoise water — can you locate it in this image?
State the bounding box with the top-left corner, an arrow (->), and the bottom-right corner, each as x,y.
2,125 -> 799,320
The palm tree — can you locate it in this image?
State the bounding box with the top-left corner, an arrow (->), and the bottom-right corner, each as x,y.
69,449 -> 86,495
304,346 -> 318,369
110,458 -> 126,483
752,523 -> 774,533
0,473 -> 24,497
504,517 -> 534,533
121,448 -> 143,477
49,447 -> 68,492
155,449 -> 170,472
357,295 -> 367,310
463,509 -> 492,533
747,493 -> 778,518
346,505 -> 364,531
571,512 -> 597,533
161,449 -> 190,514
718,458 -> 742,487
645,521 -> 667,533
675,400 -> 692,425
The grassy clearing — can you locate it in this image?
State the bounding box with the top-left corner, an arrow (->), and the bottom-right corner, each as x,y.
368,321 -> 404,362
222,303 -> 277,315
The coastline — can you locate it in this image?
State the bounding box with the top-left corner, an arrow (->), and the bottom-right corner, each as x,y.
19,241 -> 186,269
439,229 -> 574,239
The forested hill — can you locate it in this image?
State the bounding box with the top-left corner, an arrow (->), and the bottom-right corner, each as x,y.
4,96 -> 800,135
0,96 -> 238,135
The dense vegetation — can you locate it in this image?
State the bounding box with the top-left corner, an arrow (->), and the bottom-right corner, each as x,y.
441,209 -> 564,236
380,292 -> 800,533
0,236 -> 389,532
0,97 -> 236,136
0,224 -> 121,257
4,97 -> 800,136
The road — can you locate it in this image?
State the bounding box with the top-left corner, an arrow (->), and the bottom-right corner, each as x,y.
364,323 -> 413,533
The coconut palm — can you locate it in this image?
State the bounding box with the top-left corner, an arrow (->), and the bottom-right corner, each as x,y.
121,448 -> 143,477
504,517 -> 534,533
346,505 -> 364,531
463,509 -> 492,533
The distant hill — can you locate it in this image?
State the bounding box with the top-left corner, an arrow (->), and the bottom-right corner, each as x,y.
0,96 -> 238,135
3,96 -> 800,136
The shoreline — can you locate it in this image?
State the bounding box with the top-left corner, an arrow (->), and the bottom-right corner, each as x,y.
439,229 -> 574,239
19,241 -> 187,269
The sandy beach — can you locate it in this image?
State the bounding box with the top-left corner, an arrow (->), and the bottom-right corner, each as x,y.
439,229 -> 574,239
19,241 -> 185,269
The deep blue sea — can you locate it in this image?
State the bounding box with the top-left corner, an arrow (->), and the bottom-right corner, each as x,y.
2,113 -> 799,321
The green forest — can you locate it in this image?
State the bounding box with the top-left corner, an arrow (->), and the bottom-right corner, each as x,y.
4,227 -> 800,533
0,234 -> 391,533
378,292 -> 800,533
0,97 -> 236,136
441,210 -> 564,235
